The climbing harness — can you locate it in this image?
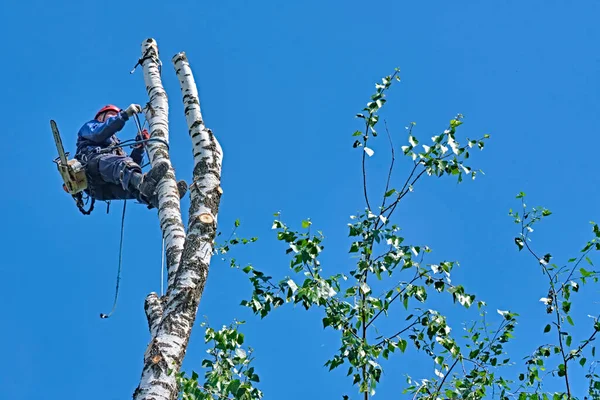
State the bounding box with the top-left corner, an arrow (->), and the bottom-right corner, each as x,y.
99,200 -> 127,319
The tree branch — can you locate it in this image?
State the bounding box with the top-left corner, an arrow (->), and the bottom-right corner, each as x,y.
144,292 -> 163,336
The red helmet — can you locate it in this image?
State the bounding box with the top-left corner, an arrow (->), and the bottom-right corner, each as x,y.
95,104 -> 121,120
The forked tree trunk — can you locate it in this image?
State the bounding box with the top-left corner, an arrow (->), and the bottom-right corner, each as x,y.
133,39 -> 223,400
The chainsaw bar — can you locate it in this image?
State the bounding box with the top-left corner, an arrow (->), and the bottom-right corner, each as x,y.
51,119 -> 68,166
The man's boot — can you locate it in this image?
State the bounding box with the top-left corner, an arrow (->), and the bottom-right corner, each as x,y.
128,160 -> 169,203
146,180 -> 188,209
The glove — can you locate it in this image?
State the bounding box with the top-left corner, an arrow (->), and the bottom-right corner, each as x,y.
134,129 -> 150,149
124,103 -> 142,117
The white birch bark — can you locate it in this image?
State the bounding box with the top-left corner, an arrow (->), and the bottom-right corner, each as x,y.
133,44 -> 223,400
140,39 -> 187,296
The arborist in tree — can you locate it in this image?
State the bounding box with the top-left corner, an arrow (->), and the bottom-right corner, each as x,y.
75,104 -> 186,209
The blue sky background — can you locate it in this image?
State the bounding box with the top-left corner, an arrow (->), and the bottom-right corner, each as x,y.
1,0 -> 599,398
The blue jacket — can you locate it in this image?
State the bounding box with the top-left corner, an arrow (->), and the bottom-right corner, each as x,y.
76,111 -> 145,164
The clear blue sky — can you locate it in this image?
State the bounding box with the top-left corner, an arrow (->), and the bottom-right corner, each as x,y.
1,0 -> 599,398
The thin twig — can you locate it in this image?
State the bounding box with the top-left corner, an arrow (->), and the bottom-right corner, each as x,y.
558,247 -> 595,295
432,357 -> 461,398
375,318 -> 422,347
365,270 -> 428,329
362,118 -> 372,212
565,317 -> 599,362
380,120 -> 396,211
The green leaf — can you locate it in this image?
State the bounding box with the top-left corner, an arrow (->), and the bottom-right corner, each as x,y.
580,357 -> 587,367
352,130 -> 363,136
302,219 -> 312,229
384,189 -> 396,197
398,338 -> 407,353
566,336 -> 572,347
515,237 -> 524,251
544,324 -> 551,333
580,267 -> 594,277
235,348 -> 247,359
228,380 -> 241,395
567,316 -> 574,326
360,281 -> 371,295
242,265 -> 253,273
235,219 -> 240,227
586,256 -> 594,266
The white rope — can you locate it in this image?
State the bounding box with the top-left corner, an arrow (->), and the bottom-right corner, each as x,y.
160,236 -> 165,296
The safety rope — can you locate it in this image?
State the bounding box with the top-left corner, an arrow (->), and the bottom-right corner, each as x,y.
100,199 -> 127,319
129,46 -> 162,75
75,193 -> 95,215
97,136 -> 169,155
96,113 -> 169,318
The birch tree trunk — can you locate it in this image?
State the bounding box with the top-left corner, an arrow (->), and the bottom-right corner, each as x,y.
133,39 -> 223,400
139,39 -> 187,291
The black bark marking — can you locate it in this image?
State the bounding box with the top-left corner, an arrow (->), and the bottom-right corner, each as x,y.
190,120 -> 203,130
172,53 -> 188,64
166,247 -> 183,272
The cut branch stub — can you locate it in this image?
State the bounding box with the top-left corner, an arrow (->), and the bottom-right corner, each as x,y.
199,213 -> 214,224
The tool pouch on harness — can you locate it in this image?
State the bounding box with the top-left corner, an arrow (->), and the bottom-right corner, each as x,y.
80,152 -> 105,200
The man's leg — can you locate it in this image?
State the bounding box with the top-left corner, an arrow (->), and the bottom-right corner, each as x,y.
97,154 -> 169,206
97,154 -> 141,189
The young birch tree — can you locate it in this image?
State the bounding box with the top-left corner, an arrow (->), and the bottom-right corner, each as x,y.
119,38 -> 599,400
131,38 -> 223,400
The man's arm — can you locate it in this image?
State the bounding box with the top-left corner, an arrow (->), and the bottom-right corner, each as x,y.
130,146 -> 145,164
78,104 -> 142,144
78,112 -> 128,143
